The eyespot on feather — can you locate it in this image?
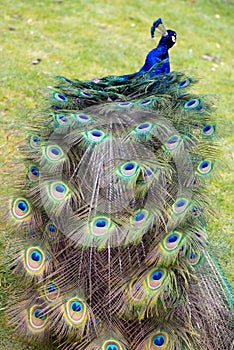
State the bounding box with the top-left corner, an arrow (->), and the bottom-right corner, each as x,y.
118,101 -> 133,107
131,209 -> 149,229
45,223 -> 59,240
188,251 -> 201,265
140,99 -> 153,106
44,282 -> 60,302
194,229 -> 208,244
28,231 -> 38,239
190,206 -> 201,218
24,247 -> 46,275
178,78 -> 191,88
54,114 -> 71,126
146,269 -> 166,290
202,124 -> 215,137
49,182 -> 70,201
56,76 -> 73,84
102,340 -> 124,350
149,331 -> 169,349
134,122 -> 154,135
28,305 -> 48,332
142,167 -> 155,183
162,231 -> 183,251
172,197 -> 189,215
29,135 -> 41,149
11,198 -> 32,221
89,216 -> 113,236
63,297 -> 87,326
164,134 -> 181,151
118,161 -> 139,179
44,145 -> 65,162
197,160 -> 213,175
52,92 -> 68,102
80,91 -> 93,97
85,129 -> 107,144
184,98 -> 201,110
75,113 -> 93,124
28,166 -> 40,182
166,73 -> 177,83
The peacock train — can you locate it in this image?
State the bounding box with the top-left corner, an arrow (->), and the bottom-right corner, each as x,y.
6,18 -> 233,350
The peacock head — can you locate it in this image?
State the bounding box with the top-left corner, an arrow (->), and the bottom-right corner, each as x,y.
160,29 -> 177,48
151,18 -> 177,49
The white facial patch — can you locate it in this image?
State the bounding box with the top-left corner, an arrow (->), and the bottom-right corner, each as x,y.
172,35 -> 176,43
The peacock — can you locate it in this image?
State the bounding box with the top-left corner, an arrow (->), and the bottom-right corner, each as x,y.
5,18 -> 233,350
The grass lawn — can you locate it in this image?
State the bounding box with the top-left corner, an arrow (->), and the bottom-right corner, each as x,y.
0,0 -> 233,348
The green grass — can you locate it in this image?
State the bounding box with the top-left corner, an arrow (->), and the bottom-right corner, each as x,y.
0,0 -> 233,348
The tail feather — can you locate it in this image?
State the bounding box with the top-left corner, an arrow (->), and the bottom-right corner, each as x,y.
5,65 -> 233,349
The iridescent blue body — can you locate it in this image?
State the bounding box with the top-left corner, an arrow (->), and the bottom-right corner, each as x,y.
120,29 -> 177,78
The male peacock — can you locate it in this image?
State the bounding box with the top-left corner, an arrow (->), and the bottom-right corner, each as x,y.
6,18 -> 233,350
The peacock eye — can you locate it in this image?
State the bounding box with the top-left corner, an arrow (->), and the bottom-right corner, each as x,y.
64,297 -> 87,326
54,114 -> 73,127
140,99 -> 152,105
25,247 -> 46,275
118,161 -> 139,179
49,181 -> 70,201
85,129 -> 107,144
44,282 -> 60,302
30,166 -> 39,176
59,115 -> 68,123
81,91 -> 92,97
33,308 -> 46,320
28,166 -> 40,182
102,340 -> 123,350
172,197 -> 189,215
89,216 -> 114,239
70,301 -> 83,312
106,345 -> 119,350
28,305 -> 48,332
75,113 -> 93,124
44,145 -> 64,162
118,101 -> 132,107
46,223 -> 59,239
150,333 -> 169,349
162,231 -> 183,251
142,167 -> 155,183
134,122 -> 154,135
151,270 -> 163,280
165,134 -> 181,151
190,206 -> 201,217
202,124 -> 215,137
194,229 -> 208,243
188,251 -> 201,265
149,331 -> 169,349
52,92 -> 68,102
147,269 -> 166,290
91,217 -> 109,235
28,231 -> 37,239
131,209 -> 149,228
178,78 -> 191,88
29,135 -> 41,149
153,335 -> 165,346
197,160 -> 213,175
11,198 -> 31,221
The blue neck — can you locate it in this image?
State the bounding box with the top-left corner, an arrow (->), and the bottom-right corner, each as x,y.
119,31 -> 176,79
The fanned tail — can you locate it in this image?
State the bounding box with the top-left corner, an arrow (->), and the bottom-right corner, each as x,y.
5,65 -> 233,350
